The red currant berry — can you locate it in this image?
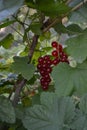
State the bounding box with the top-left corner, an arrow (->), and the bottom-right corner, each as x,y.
52,58 -> 60,65
46,77 -> 51,82
44,55 -> 50,61
38,57 -> 44,64
40,70 -> 46,76
44,81 -> 49,86
37,64 -> 42,70
62,53 -> 68,59
42,85 -> 49,90
59,44 -> 63,52
51,41 -> 58,48
60,57 -> 67,62
47,67 -> 52,73
44,74 -> 50,79
59,51 -> 64,58
60,53 -> 68,62
40,78 -> 45,85
52,50 -> 58,57
46,59 -> 52,66
42,63 -> 47,68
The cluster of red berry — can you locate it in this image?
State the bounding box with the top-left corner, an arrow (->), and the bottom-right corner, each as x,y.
51,41 -> 69,65
37,41 -> 69,91
37,55 -> 52,90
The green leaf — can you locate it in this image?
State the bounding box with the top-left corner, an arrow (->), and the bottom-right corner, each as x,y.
0,34 -> 14,49
71,94 -> 87,130
0,20 -> 16,29
29,23 -> 42,35
15,105 -> 25,120
66,31 -> 87,63
54,23 -> 68,34
52,62 -> 87,96
70,109 -> 87,130
22,92 -> 75,130
66,24 -> 83,35
0,0 -> 24,22
35,0 -> 70,16
0,96 -> 15,123
32,94 -> 40,105
79,94 -> 87,114
54,23 -> 83,35
11,56 -> 35,80
23,23 -> 42,40
25,0 -> 37,8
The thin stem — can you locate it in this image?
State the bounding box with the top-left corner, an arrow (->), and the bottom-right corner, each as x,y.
43,18 -> 61,32
28,34 -> 39,63
71,0 -> 87,12
12,15 -> 29,26
12,78 -> 27,107
66,0 -> 73,5
23,8 -> 30,23
42,0 -> 87,32
10,25 -> 23,37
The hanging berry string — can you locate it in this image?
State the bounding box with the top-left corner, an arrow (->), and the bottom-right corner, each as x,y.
37,41 -> 69,91
37,55 -> 52,90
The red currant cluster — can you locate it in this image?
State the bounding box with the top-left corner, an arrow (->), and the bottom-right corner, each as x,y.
51,41 -> 69,65
37,41 -> 69,91
37,55 -> 52,90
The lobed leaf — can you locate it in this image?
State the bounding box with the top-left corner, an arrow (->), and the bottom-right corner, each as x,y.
52,62 -> 87,96
11,56 -> 35,80
0,34 -> 14,49
30,0 -> 71,16
0,96 -> 15,123
66,31 -> 87,63
22,92 -> 75,130
71,94 -> 87,130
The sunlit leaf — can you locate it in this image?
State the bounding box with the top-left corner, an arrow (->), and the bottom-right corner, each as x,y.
0,34 -> 14,49
0,20 -> 16,28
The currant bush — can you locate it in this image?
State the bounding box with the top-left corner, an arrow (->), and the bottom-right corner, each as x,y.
37,41 -> 69,90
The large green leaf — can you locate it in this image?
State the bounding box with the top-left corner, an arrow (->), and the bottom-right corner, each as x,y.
0,96 -> 15,123
26,0 -> 70,16
71,94 -> 87,130
22,92 -> 75,130
0,34 -> 14,49
0,0 -> 24,22
79,94 -> 87,114
70,109 -> 87,130
11,56 -> 35,80
52,62 -> 87,96
35,0 -> 70,16
66,31 -> 87,63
